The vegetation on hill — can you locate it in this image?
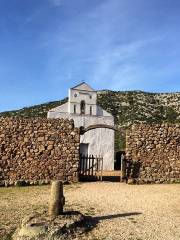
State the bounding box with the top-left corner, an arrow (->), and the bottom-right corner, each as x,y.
97,90 -> 180,126
1,90 -> 180,152
0,98 -> 68,118
1,91 -> 180,126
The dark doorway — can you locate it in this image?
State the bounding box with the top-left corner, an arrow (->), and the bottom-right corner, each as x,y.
114,151 -> 125,170
80,143 -> 89,156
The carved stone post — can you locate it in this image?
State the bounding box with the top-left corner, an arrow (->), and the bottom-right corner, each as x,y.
48,181 -> 65,218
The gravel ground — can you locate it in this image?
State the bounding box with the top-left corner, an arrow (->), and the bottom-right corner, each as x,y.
0,182 -> 180,240
65,182 -> 180,240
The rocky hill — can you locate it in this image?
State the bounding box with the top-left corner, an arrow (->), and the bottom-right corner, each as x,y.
97,91 -> 180,126
1,91 -> 180,127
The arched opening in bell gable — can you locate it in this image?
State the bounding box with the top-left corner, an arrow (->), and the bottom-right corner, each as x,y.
80,100 -> 86,114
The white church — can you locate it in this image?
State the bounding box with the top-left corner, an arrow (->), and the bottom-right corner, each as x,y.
47,82 -> 114,170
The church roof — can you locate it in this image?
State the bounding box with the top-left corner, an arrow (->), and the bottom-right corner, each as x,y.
71,82 -> 96,92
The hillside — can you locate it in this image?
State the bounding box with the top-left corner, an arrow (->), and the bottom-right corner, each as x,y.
1,91 -> 180,126
97,91 -> 180,126
0,98 -> 68,118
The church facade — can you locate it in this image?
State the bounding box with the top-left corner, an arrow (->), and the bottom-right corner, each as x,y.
47,82 -> 114,170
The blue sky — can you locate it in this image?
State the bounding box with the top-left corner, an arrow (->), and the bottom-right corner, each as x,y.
0,0 -> 180,111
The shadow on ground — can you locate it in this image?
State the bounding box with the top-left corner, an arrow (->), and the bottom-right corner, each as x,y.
84,212 -> 142,233
57,211 -> 142,236
80,176 -> 122,182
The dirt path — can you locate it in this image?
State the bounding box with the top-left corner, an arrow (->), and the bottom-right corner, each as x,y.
0,182 -> 180,240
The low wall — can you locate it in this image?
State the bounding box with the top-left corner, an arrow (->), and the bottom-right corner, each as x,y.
0,117 -> 80,185
126,124 -> 180,183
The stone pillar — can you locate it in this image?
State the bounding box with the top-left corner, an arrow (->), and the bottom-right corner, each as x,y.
48,181 -> 65,218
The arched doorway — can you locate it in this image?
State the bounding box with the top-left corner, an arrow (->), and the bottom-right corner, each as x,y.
79,124 -> 126,181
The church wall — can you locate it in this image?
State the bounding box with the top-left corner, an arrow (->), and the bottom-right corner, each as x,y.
48,112 -> 114,170
49,102 -> 68,113
72,115 -> 114,169
69,88 -> 97,115
72,114 -> 114,128
47,111 -> 69,119
81,128 -> 114,170
69,88 -> 97,104
47,83 -> 115,171
48,112 -> 114,127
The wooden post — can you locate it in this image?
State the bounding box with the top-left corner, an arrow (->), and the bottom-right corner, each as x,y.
85,155 -> 87,175
95,155 -> 99,180
88,155 -> 91,176
121,154 -> 125,182
48,181 -> 64,219
100,156 -> 103,181
82,155 -> 84,175
92,155 -> 94,176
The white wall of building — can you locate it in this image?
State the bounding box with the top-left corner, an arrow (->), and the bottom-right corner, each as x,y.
68,85 -> 97,115
81,129 -> 114,170
47,83 -> 115,171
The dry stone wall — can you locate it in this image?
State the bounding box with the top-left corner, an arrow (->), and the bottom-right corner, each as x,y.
126,124 -> 180,183
0,117 -> 80,185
